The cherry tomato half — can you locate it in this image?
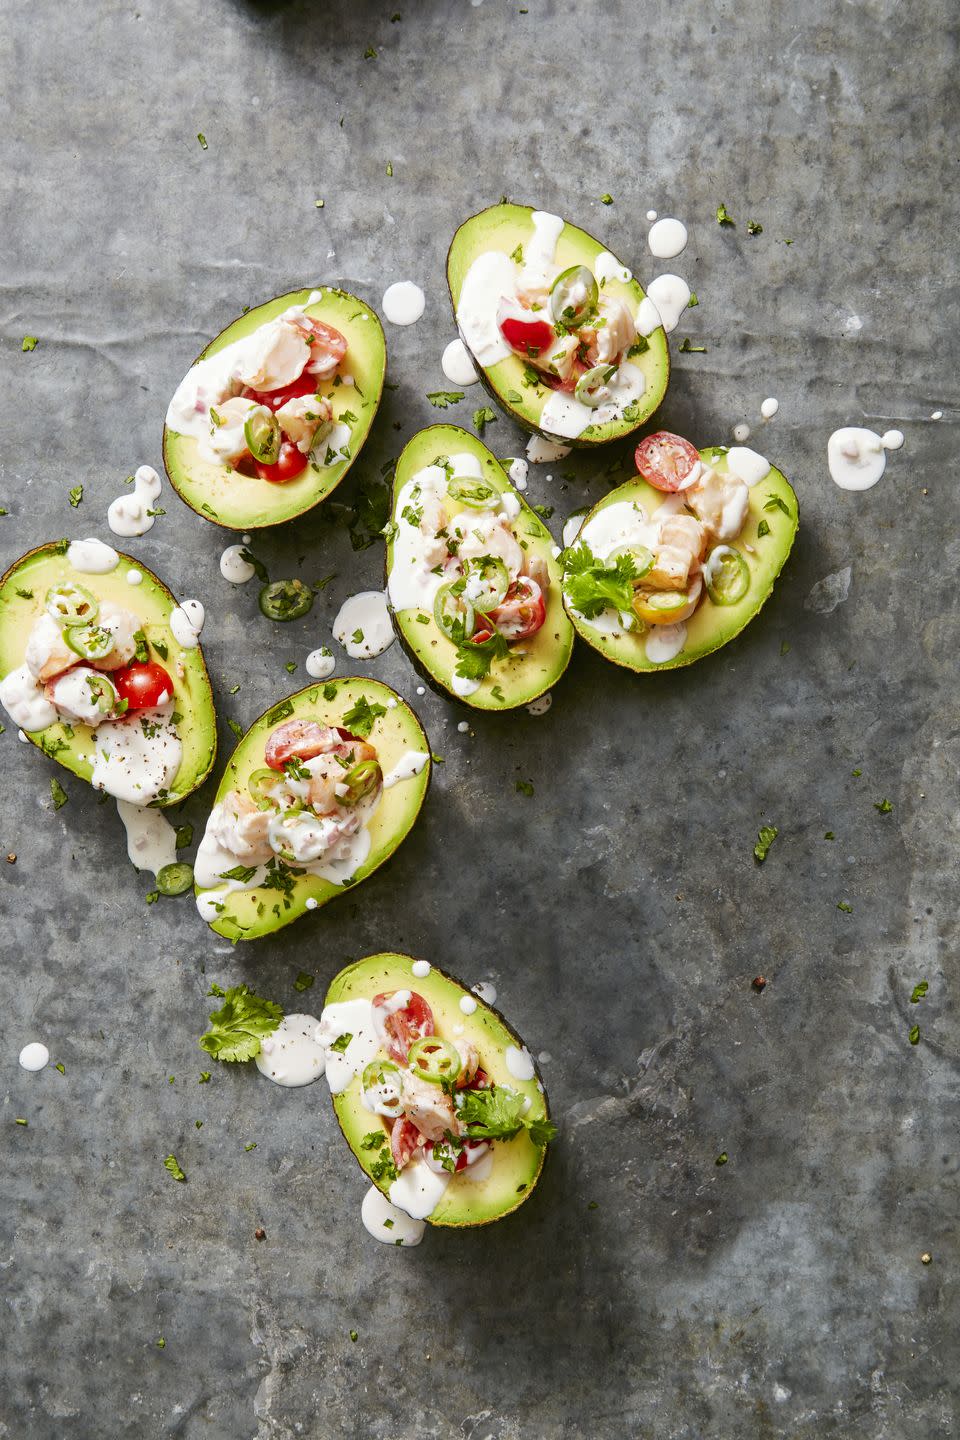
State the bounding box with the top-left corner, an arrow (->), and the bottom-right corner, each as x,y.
254,440 -> 309,484
372,990 -> 434,1064
264,720 -> 337,770
497,305 -> 556,359
390,1116 -> 422,1172
113,661 -> 174,710
487,577 -> 546,641
633,431 -> 701,492
243,370 -> 318,412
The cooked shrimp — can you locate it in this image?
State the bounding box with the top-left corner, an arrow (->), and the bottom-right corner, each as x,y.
455,512 -> 524,577
686,467 -> 750,542
25,614 -> 75,683
276,394 -> 333,454
297,319 -> 348,380
94,603 -> 141,670
399,1069 -> 459,1142
209,790 -> 273,861
264,720 -> 341,770
523,552 -> 551,592
306,743 -> 378,814
581,297 -> 636,366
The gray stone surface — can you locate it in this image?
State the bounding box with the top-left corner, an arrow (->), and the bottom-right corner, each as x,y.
1,0 -> 957,1435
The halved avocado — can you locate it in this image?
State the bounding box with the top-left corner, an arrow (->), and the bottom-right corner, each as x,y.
563,447 -> 799,671
447,202 -> 670,446
0,542 -> 216,803
327,953 -> 549,1227
196,679 -> 430,941
385,424 -> 574,710
162,287 -> 386,531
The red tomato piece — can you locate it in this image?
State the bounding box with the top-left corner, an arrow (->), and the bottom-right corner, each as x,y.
254,440 -> 309,484
372,990 -> 434,1064
243,370 -> 318,412
390,1117 -> 421,1172
264,720 -> 338,770
487,577 -> 546,641
634,431 -> 700,492
497,304 -> 556,359
113,661 -> 174,710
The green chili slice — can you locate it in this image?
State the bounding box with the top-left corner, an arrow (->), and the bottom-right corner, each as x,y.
64,622 -> 114,661
249,767 -> 283,810
550,264 -> 599,327
464,556 -> 509,613
433,582 -> 475,643
447,475 -> 500,510
705,546 -> 750,606
244,406 -> 281,465
258,579 -> 314,622
341,759 -> 382,805
45,582 -> 99,627
156,862 -> 194,897
574,363 -> 618,409
406,1037 -> 462,1087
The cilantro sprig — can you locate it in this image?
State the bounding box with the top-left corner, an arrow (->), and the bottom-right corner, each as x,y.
341,695 -> 387,738
562,541 -> 638,618
455,1084 -> 557,1148
199,984 -> 283,1062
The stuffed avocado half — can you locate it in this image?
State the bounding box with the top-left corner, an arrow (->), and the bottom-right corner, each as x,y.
194,680 -> 430,940
0,539 -> 216,804
163,287 -> 386,531
561,434 -> 798,672
447,202 -> 670,446
324,953 -> 553,1232
385,425 -> 574,709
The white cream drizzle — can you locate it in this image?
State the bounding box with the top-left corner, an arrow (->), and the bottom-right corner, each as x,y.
255,1014 -> 326,1087
507,457 -> 528,490
219,545 -> 255,584
761,397 -> 779,420
505,1045 -> 536,1081
126,569 -> 143,586
389,1155 -> 450,1221
107,466 -> 162,538
67,538 -> 119,574
305,648 -> 335,679
91,704 -> 182,805
647,218 -> 688,259
527,693 -> 553,716
0,664 -> 58,731
726,446 -> 771,487
645,623 -> 687,664
382,751 -> 430,789
332,591 -> 394,659
19,1042 -> 49,1072
827,427 -> 903,491
526,435 -> 570,463
317,999 -> 380,1093
381,281 -> 425,326
361,1185 -> 426,1246
441,338 -> 479,386
116,801 -> 178,877
644,274 -> 691,334
171,600 -> 204,649
411,959 -> 431,978
594,250 -> 633,285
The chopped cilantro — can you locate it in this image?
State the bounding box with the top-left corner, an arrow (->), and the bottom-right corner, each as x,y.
293,971 -> 315,993
197,133 -> 208,150
910,981 -> 928,1004
285,661 -> 297,674
199,1072 -> 211,1084
315,198 -> 325,208
780,640 -> 790,656
563,541 -> 638,618
509,243 -> 524,264
909,1025 -> 920,1046
426,390 -> 464,409
473,406 -> 496,436
22,336 -> 39,351
515,778 -> 534,797
145,890 -> 160,905
716,202 -> 735,227
266,698 -> 294,726
175,823 -> 193,850
874,798 -> 893,814
532,503 -> 553,519
687,293 -> 699,308
385,161 -> 393,177
852,768 -> 862,778
163,1154 -> 186,1182
600,193 -> 613,205
455,629 -> 509,684
350,1330 -> 358,1343
764,494 -> 791,516
341,695 -> 387,738
330,1033 -> 352,1053
54,1063 -> 65,1075
757,519 -> 770,538
754,825 -> 777,863
715,1152 -> 729,1166
747,220 -> 763,235
15,588 -> 33,599
68,485 -> 83,508
227,718 -> 243,739
244,1142 -> 257,1152
837,901 -> 853,913
678,338 -> 707,353
824,831 -> 835,840
323,682 -> 338,701
361,1131 -> 387,1150
364,45 -> 377,58
50,778 -> 68,810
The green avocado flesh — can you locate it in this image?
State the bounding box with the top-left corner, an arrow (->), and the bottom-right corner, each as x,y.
386,424 -> 574,710
564,448 -> 799,672
197,680 -> 430,941
163,287 -> 386,531
447,202 -> 670,447
0,543 -> 216,802
327,953 -> 549,1227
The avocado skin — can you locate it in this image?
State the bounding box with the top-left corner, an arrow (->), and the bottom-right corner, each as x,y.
563,447 -> 800,672
446,201 -> 671,447
162,287 -> 386,532
0,542 -> 216,803
326,953 -> 550,1228
196,679 -> 430,941
385,424 -> 575,711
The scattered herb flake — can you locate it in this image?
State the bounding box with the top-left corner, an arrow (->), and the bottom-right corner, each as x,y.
364,46 -> 377,58
678,338 -> 707,353
910,981 -> 928,1004
175,823 -> 193,850
473,406 -> 496,436
874,798 -> 893,814
68,485 -> 83,508
757,519 -> 771,538
716,202 -> 735,227
315,198 -> 325,208
244,1142 -> 257,1152
754,825 -> 777,863
285,661 -> 297,674
164,1154 -> 186,1182
837,901 -> 853,913
515,778 -> 535,797
824,831 -> 835,840
199,1071 -> 211,1084
852,768 -> 862,777
350,1329 -> 358,1343
385,161 -> 393,177
687,293 -> 699,308
600,193 -> 613,205
747,220 -> 763,235
293,971 -> 315,993
427,390 -> 464,409
227,718 -> 243,739
197,133 -> 208,150
716,1152 -> 729,1166
22,336 -> 39,351
764,494 -> 791,516
909,1025 -> 920,1045
50,778 -> 68,810
330,1033 -> 352,1053
54,1062 -> 65,1074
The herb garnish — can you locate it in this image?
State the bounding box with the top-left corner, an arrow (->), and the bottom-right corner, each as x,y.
426,391 -> 464,409
455,1084 -> 556,1147
68,485 -> 83,508
910,981 -> 928,1003
473,406 -> 496,436
50,778 -> 68,810
330,1033 -> 352,1054
754,825 -> 777,863
341,695 -> 387,738
563,541 -> 638,617
164,1154 -> 186,1182
716,202 -> 735,227
199,984 -> 283,1062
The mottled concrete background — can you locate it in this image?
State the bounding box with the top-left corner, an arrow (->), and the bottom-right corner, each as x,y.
2,0 -> 958,1436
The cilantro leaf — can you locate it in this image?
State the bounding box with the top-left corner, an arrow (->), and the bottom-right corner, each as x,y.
910,981 -> 928,1004
341,695 -> 387,738
716,202 -> 735,227
455,629 -> 510,684
563,541 -> 637,618
22,335 -> 39,352
329,1032 -> 352,1053
164,1154 -> 186,1182
473,406 -> 496,436
763,494 -> 791,516
50,778 -> 68,810
426,391 -> 465,409
754,825 -> 778,863
456,1084 -> 556,1146
909,1024 -> 920,1046
68,485 -> 83,508
874,798 -> 893,814
199,984 -> 283,1062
